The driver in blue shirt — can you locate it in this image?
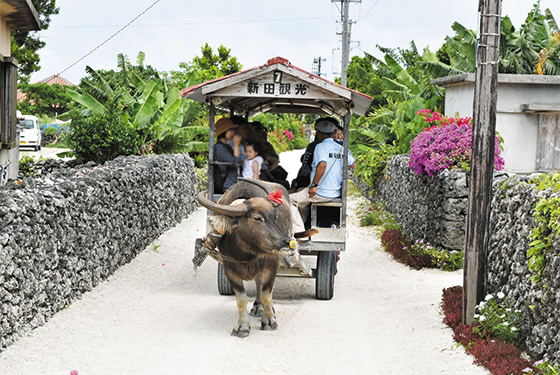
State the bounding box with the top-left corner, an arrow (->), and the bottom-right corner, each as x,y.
289,117 -> 355,236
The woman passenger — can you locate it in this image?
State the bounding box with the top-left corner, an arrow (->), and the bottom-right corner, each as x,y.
213,117 -> 243,193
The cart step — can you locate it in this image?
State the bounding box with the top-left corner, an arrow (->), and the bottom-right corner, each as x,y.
278,250 -> 313,277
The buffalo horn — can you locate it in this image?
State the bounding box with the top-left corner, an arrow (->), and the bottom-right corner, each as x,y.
238,177 -> 278,195
198,192 -> 249,217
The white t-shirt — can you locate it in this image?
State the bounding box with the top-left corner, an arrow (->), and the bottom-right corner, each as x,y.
242,156 -> 264,178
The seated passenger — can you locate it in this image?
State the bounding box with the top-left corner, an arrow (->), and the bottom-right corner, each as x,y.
249,121 -> 280,167
241,142 -> 263,180
213,118 -> 243,193
228,116 -> 251,161
291,117 -> 339,191
250,121 -> 290,189
289,117 -> 355,236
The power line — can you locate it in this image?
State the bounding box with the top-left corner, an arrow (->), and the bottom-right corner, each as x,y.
57,0 -> 162,76
356,0 -> 381,21
50,16 -> 332,29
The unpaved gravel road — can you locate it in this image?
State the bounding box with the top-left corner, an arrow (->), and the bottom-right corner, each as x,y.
0,150 -> 488,375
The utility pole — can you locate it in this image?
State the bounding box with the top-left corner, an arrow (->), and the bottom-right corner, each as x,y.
313,57 -> 326,77
341,0 -> 350,87
463,0 -> 502,325
333,0 -> 360,87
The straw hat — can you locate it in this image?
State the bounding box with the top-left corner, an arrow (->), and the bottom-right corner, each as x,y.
215,118 -> 238,137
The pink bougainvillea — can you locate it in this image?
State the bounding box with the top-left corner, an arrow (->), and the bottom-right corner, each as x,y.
284,129 -> 295,141
409,110 -> 504,177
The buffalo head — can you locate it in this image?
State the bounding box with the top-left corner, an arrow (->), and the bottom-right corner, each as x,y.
198,192 -> 293,254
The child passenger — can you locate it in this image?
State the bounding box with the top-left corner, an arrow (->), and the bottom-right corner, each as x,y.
242,143 -> 263,179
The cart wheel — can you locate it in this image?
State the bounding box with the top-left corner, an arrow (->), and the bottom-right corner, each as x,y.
217,263 -> 234,295
315,251 -> 336,300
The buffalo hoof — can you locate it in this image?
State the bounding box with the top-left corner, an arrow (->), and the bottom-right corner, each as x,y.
231,323 -> 251,338
261,317 -> 278,331
250,302 -> 264,317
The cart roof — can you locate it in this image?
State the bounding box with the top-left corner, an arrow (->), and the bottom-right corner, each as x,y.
181,57 -> 373,118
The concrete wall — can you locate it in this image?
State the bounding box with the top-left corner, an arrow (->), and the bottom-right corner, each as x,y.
433,74 -> 560,174
0,154 -> 199,351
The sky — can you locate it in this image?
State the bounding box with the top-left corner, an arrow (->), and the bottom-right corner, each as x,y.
29,0 -> 560,86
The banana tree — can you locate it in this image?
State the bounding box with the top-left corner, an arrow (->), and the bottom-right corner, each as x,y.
64,52 -> 209,154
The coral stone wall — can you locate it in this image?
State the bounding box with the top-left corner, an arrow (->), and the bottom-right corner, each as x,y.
354,155 -> 469,250
488,176 -> 560,363
354,154 -> 560,362
0,154 -> 199,351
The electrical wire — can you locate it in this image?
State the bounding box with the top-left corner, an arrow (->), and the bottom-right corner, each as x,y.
50,16 -> 332,29
57,0 -> 162,76
356,0 -> 381,21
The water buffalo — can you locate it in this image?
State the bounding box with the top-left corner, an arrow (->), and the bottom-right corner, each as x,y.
198,178 -> 315,338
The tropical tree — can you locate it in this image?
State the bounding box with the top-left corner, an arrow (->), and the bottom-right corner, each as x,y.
347,42 -> 445,156
18,82 -> 73,117
64,52 -> 209,159
167,43 -> 242,89
502,4 -> 560,75
420,3 -> 560,77
344,55 -> 385,110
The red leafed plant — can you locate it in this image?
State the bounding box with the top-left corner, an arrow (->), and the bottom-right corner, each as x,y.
441,286 -> 534,375
380,229 -> 433,270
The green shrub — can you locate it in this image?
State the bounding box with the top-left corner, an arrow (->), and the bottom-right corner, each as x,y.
409,239 -> 464,271
473,292 -> 521,345
253,113 -> 309,152
356,200 -> 400,231
354,144 -> 397,194
68,103 -> 141,164
527,173 -> 560,283
19,155 -> 38,177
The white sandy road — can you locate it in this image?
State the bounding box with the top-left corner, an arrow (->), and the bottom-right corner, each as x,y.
0,150 -> 489,375
19,147 -> 71,160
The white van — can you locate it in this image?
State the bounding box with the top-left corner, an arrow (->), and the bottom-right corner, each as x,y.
18,114 -> 42,151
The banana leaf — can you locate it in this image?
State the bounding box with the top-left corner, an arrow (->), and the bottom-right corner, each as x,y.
383,54 -> 419,93
66,88 -> 107,113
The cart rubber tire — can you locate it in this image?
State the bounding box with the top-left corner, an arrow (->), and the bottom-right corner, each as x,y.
315,251 -> 336,300
217,263 -> 234,295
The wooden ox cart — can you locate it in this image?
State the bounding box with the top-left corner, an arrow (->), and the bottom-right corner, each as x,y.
183,57 -> 373,300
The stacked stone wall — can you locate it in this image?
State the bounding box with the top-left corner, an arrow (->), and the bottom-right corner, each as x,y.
354,154 -> 560,362
488,176 -> 560,362
355,154 -> 468,250
0,154 -> 198,351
